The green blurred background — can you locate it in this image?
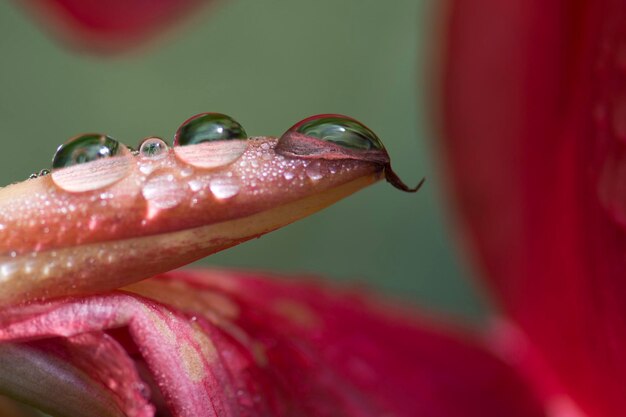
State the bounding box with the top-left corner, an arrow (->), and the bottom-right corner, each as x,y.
0,1 -> 488,320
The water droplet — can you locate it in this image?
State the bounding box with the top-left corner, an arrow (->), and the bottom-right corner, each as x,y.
283,171 -> 295,181
139,163 -> 156,175
188,179 -> 203,192
142,171 -> 186,210
0,262 -> 17,281
51,134 -> 133,193
209,176 -> 240,200
180,166 -> 194,177
280,114 -> 384,150
306,162 -> 324,181
139,137 -> 169,159
174,113 -> 247,146
107,378 -> 118,390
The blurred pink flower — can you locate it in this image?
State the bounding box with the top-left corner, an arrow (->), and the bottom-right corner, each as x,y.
20,0 -> 210,53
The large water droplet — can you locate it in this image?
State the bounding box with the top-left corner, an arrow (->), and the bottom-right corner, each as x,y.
174,113 -> 247,146
51,134 -> 133,193
209,176 -> 240,200
280,114 -> 384,150
142,171 -> 186,210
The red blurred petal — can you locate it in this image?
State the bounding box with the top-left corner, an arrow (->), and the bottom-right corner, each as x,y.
20,0 -> 210,53
0,270 -> 546,417
441,0 -> 626,415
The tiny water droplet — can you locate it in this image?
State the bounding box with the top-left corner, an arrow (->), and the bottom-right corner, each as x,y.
188,179 -> 203,192
283,171 -> 295,181
107,378 -> 118,390
180,166 -> 194,177
139,137 -> 169,159
0,263 -> 17,281
306,162 -> 324,181
139,163 -> 156,175
210,176 -> 241,200
142,172 -> 186,209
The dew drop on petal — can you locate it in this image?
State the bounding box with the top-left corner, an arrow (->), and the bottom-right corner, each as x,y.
188,179 -> 203,192
180,166 -> 194,177
210,176 -> 240,200
306,162 -> 325,181
51,134 -> 133,193
139,137 -> 169,160
174,113 -> 247,146
139,163 -> 156,175
142,171 -> 186,210
279,114 -> 384,150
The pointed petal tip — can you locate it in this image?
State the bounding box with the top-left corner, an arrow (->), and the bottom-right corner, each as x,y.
384,163 -> 425,193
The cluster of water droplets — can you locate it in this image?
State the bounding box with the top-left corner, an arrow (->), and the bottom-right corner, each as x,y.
0,113 -> 378,290
45,136 -> 354,221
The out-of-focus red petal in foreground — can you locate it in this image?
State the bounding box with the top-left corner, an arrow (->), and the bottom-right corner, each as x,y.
20,0 -> 210,53
0,270 -> 546,417
441,1 -> 626,416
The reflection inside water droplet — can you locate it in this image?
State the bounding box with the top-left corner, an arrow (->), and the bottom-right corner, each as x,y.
210,176 -> 240,200
139,137 -> 169,159
51,134 -> 133,193
174,113 -> 247,146
280,114 -> 384,151
174,140 -> 248,169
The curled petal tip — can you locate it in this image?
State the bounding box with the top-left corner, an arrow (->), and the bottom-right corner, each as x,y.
384,164 -> 425,193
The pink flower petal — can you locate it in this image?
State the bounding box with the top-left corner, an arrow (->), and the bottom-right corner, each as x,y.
20,0 -> 210,53
441,1 -> 626,415
0,333 -> 153,417
0,270 -> 546,417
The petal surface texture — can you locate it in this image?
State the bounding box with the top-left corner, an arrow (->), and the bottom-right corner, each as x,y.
441,1 -> 626,415
0,270 -> 546,417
